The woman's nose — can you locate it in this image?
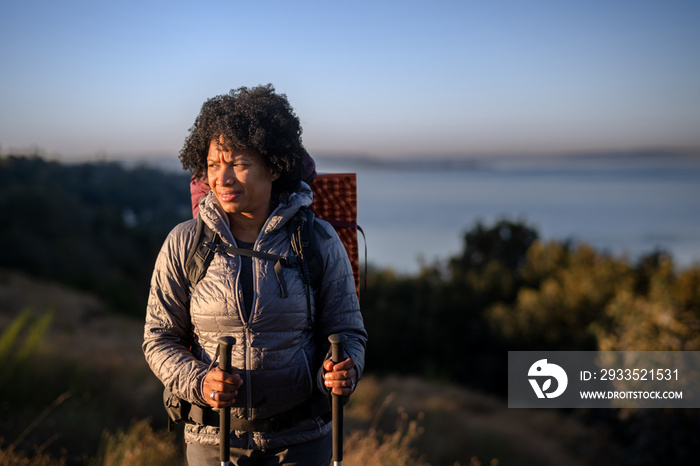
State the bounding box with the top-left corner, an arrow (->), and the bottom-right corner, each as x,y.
221,166 -> 236,185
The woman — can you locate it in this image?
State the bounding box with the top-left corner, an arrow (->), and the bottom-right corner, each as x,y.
143,85 -> 367,465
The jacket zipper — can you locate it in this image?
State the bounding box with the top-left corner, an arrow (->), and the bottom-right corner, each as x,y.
243,325 -> 253,449
232,240 -> 255,449
235,207 -> 281,449
245,245 -> 256,449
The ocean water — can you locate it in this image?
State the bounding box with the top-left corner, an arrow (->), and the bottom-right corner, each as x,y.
316,153 -> 700,274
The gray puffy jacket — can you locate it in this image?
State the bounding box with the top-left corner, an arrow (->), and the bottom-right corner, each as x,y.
143,183 -> 367,449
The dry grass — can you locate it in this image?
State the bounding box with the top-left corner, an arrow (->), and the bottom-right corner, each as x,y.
91,420 -> 181,466
344,376 -> 620,466
343,410 -> 425,465
0,445 -> 67,466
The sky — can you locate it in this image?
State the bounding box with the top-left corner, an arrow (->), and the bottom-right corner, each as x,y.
1,0 -> 699,162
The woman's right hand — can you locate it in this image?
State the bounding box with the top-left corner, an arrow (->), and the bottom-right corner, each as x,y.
203,366 -> 243,409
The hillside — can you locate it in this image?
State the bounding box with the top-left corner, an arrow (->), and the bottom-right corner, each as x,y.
0,270 -> 616,465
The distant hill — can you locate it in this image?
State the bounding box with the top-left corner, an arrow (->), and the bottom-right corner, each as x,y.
313,149 -> 700,173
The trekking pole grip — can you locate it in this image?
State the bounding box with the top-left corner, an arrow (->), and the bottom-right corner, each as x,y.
217,336 -> 236,466
328,333 -> 347,466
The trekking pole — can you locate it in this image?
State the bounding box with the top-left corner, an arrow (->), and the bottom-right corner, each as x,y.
328,334 -> 347,466
217,336 -> 236,466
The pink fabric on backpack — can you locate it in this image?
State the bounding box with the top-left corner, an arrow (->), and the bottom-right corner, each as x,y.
190,176 -> 210,218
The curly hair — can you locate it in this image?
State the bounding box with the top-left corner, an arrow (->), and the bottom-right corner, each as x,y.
179,84 -> 307,195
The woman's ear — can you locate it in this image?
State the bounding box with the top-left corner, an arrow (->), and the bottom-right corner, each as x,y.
271,170 -> 281,182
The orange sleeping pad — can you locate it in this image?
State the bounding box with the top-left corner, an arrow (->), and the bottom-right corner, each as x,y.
310,173 -> 362,298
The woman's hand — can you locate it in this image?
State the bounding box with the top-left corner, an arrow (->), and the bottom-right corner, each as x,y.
203,366 -> 243,409
323,358 -> 358,396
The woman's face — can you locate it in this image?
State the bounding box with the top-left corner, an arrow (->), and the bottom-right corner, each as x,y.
206,137 -> 279,220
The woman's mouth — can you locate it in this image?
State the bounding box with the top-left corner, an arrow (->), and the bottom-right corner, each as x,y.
219,191 -> 240,202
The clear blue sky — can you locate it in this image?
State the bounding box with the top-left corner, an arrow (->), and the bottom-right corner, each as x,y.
1,0 -> 699,161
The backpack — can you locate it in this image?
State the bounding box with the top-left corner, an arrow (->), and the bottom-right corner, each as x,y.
186,173 -> 363,300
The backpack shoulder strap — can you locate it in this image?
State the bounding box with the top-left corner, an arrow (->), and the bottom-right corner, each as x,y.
184,216 -> 219,291
309,213 -> 332,289
289,207 -> 329,329
290,207 -> 329,291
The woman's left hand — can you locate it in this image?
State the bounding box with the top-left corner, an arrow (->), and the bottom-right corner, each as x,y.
323,357 -> 358,396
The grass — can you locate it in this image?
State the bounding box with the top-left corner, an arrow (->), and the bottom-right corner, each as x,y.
342,376 -> 614,466
91,420 -> 181,466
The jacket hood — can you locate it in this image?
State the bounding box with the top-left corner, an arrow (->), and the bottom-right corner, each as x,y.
197,182 -> 314,244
